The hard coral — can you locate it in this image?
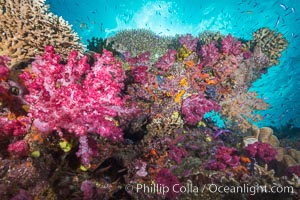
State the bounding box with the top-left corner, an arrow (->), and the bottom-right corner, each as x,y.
252,27 -> 288,66
20,46 -> 126,140
0,0 -> 83,67
107,29 -> 173,59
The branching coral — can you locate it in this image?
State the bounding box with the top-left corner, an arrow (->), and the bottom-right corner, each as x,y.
0,0 -> 83,67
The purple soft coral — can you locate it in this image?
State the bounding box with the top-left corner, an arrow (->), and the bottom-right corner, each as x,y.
200,41 -> 219,66
221,34 -> 242,56
244,142 -> 277,164
179,34 -> 198,51
207,146 -> 240,170
181,93 -> 220,125
155,49 -> 177,71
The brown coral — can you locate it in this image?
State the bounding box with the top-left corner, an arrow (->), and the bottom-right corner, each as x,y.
220,92 -> 269,132
251,27 -> 288,66
0,0 -> 84,67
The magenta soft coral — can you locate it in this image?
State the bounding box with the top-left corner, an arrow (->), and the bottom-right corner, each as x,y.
181,93 -> 220,125
207,146 -> 240,170
7,140 -> 29,157
244,142 -> 277,164
0,55 -> 10,80
155,49 -> 177,71
156,168 -> 181,199
221,34 -> 242,56
200,41 -> 219,66
19,46 -> 129,165
20,46 -> 126,140
179,34 -> 198,51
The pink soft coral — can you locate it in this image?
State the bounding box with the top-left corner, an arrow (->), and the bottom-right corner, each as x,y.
200,41 -> 219,66
20,46 -> 126,140
221,34 -> 242,56
181,93 -> 220,125
207,146 -> 240,170
155,49 -> 177,71
179,34 -> 198,51
244,142 -> 277,164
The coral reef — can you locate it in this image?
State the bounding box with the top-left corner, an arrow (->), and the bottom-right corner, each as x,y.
0,0 -> 83,67
0,23 -> 294,200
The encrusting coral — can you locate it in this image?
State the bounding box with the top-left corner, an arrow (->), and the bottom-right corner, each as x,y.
0,0 -> 84,67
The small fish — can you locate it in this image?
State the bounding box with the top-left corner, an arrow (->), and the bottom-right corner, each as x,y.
274,16 -> 280,29
280,3 -> 287,11
75,3 -> 79,6
291,7 -> 296,14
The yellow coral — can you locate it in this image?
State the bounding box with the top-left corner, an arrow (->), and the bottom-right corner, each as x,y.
179,77 -> 188,87
177,45 -> 192,61
174,90 -> 185,104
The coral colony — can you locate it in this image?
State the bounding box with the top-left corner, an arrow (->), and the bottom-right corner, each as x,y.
1,1 -> 300,200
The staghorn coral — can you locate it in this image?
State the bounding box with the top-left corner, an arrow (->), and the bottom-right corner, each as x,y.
0,0 -> 83,67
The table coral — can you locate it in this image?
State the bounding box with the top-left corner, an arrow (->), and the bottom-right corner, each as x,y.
0,0 -> 83,67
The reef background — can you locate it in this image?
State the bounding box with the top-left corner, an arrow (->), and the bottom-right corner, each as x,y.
46,0 -> 300,130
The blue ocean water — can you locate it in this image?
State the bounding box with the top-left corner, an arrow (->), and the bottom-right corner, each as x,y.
46,0 -> 300,129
